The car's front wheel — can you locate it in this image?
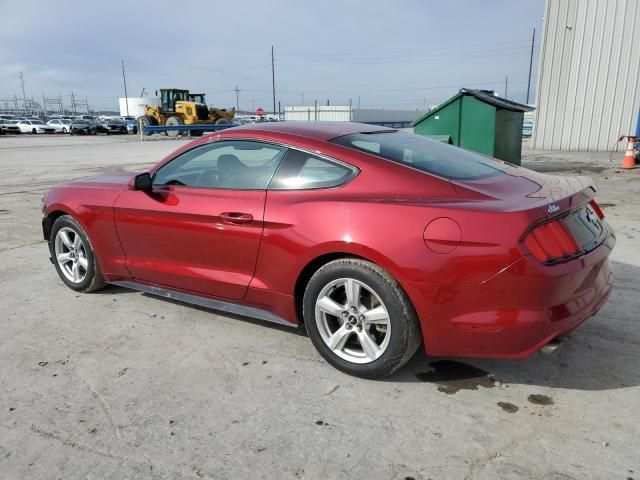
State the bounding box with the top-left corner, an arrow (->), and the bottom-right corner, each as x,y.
303,258 -> 421,378
49,215 -> 106,292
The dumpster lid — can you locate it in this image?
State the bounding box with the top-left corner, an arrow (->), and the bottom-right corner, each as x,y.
461,89 -> 535,113
411,88 -> 535,127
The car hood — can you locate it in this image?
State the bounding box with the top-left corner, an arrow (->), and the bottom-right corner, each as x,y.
57,171 -> 136,189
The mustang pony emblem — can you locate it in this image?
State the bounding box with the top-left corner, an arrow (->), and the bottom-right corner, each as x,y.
547,204 -> 560,214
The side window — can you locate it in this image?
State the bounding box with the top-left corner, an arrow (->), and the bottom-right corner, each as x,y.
269,149 -> 357,190
152,140 -> 286,190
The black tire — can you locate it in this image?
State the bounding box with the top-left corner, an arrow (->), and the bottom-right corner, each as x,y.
303,258 -> 421,379
137,116 -> 155,136
48,215 -> 106,293
214,117 -> 231,125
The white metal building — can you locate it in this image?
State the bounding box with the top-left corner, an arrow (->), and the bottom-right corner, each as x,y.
532,0 -> 640,151
284,105 -> 425,127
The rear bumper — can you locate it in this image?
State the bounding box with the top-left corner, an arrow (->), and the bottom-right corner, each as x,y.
406,232 -> 615,358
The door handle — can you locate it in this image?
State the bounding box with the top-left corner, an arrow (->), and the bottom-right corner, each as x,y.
220,212 -> 254,225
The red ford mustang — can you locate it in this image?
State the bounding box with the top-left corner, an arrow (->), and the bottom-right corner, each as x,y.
42,122 -> 615,378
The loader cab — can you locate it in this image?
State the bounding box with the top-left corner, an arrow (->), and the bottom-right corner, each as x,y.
158,89 -> 189,113
188,93 -> 206,105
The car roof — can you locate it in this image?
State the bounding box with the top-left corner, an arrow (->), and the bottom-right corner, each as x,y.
224,121 -> 394,142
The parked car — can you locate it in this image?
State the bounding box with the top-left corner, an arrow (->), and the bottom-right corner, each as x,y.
0,119 -> 21,134
41,122 -> 615,378
69,119 -> 97,135
96,118 -> 127,135
17,119 -> 55,134
121,116 -> 138,134
47,119 -> 72,133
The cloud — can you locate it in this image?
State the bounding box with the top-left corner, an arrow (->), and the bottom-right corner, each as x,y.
0,0 -> 543,111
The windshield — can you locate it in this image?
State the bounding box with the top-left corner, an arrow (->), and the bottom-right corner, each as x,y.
31,120 -> 45,125
331,131 -> 508,180
74,120 -> 88,125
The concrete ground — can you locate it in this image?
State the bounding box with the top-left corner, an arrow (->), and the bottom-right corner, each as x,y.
0,134 -> 639,480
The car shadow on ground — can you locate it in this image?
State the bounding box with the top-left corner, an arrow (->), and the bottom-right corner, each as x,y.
98,261 -> 639,392
97,284 -> 303,335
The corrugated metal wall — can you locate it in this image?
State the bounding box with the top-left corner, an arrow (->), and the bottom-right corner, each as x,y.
532,0 -> 640,151
284,106 -> 352,122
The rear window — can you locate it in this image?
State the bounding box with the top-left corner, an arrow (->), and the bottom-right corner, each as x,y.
331,131 -> 508,180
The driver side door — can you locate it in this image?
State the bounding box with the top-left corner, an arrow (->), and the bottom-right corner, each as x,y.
113,140 -> 286,300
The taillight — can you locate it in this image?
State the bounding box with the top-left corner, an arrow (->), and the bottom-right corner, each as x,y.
524,219 -> 580,263
589,199 -> 605,219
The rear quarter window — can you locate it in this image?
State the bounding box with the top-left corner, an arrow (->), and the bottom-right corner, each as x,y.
331,131 -> 508,180
269,149 -> 357,190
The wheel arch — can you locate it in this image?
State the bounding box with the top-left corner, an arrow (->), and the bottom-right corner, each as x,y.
292,249 -> 418,330
42,208 -> 74,241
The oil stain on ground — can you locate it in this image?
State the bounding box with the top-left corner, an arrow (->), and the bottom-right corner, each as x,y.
415,360 -> 496,394
497,401 -> 519,413
528,394 -> 554,405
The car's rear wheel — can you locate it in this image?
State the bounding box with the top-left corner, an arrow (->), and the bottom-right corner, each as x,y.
49,215 -> 106,292
303,258 -> 421,378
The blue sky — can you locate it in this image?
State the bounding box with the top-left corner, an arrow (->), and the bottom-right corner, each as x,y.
0,0 -> 544,112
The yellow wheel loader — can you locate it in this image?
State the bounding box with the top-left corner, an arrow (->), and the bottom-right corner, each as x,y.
137,89 -> 235,137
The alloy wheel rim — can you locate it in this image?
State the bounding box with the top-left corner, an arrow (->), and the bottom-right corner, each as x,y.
54,227 -> 88,284
315,278 -> 391,364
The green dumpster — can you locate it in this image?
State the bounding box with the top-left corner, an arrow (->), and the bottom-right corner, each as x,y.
411,89 -> 535,165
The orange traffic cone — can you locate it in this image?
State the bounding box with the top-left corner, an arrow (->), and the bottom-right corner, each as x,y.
621,136 -> 637,169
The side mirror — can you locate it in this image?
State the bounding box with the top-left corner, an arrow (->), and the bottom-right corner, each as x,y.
132,172 -> 152,191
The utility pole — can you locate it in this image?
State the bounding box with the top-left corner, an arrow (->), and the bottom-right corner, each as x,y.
121,59 -> 129,116
234,85 -> 240,111
140,87 -> 147,97
504,75 -> 508,99
19,72 -> 27,111
526,28 -> 536,104
271,46 -> 276,114
357,96 -> 361,109
300,92 -> 304,105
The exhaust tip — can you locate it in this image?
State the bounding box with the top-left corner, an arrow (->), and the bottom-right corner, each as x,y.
541,339 -> 562,355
